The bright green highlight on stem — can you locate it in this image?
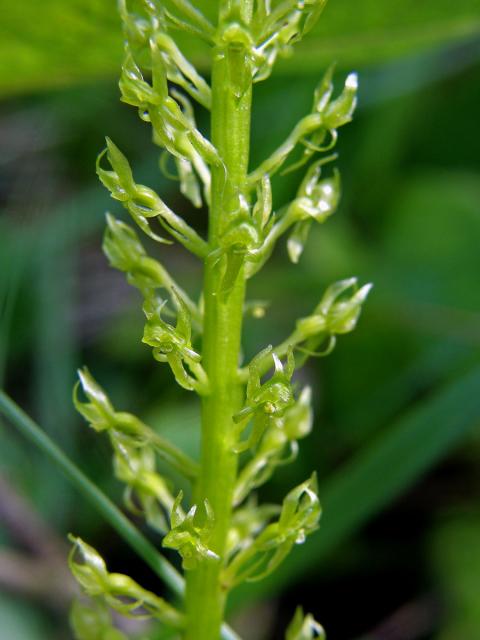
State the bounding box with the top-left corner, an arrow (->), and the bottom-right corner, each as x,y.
13,1 -> 370,638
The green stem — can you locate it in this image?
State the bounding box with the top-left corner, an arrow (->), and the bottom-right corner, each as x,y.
184,17 -> 254,640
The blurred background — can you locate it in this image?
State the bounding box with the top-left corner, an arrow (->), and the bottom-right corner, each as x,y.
1,1 -> 480,639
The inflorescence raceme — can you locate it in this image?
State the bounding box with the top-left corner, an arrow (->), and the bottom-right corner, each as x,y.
70,1 -> 371,638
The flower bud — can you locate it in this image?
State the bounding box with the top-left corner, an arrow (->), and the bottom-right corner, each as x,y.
319,278 -> 372,334
296,278 -> 372,340
103,214 -> 145,274
288,166 -> 340,224
119,49 -> 157,107
324,72 -> 358,130
73,368 -> 115,432
286,606 -> 325,640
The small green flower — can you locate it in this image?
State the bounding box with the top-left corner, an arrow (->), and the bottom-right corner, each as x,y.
287,161 -> 340,263
248,64 -> 358,186
233,347 -> 296,452
250,0 -> 328,82
296,278 -> 373,342
103,213 -> 170,296
163,491 -> 219,570
73,367 -> 197,531
142,289 -> 208,393
286,607 -> 326,640
119,39 -> 220,171
103,214 -> 202,328
288,164 -> 340,225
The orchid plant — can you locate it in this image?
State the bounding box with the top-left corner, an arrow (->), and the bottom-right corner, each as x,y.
69,1 -> 370,638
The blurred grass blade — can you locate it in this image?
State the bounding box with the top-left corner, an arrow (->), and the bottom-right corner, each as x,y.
231,364 -> 480,608
0,388 -> 184,595
0,223 -> 27,389
0,390 -> 241,640
32,232 -> 77,526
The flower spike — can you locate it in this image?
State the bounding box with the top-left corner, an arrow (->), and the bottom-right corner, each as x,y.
78,0 -> 369,636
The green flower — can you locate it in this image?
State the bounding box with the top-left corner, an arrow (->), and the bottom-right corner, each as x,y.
163,492 -> 219,570
297,278 -> 373,340
233,347 -> 296,452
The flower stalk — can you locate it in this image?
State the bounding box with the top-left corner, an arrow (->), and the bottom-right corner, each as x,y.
183,6 -> 254,637
65,1 -> 371,638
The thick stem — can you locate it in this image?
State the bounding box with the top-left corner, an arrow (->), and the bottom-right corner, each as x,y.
184,25 -> 253,640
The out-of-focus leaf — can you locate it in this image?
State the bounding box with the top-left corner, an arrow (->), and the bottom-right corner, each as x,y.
0,222 -> 28,388
0,1 -> 123,95
339,340 -> 478,445
431,513 -> 480,639
1,0 -> 480,95
231,364 -> 480,609
146,402 -> 200,461
379,171 -> 480,311
0,594 -> 49,640
32,229 -> 77,526
290,0 -> 480,70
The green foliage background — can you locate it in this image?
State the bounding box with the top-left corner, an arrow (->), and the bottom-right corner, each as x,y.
1,1 -> 480,638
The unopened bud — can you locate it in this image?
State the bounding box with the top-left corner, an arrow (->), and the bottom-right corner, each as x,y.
324,72 -> 358,129
296,278 -> 372,339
